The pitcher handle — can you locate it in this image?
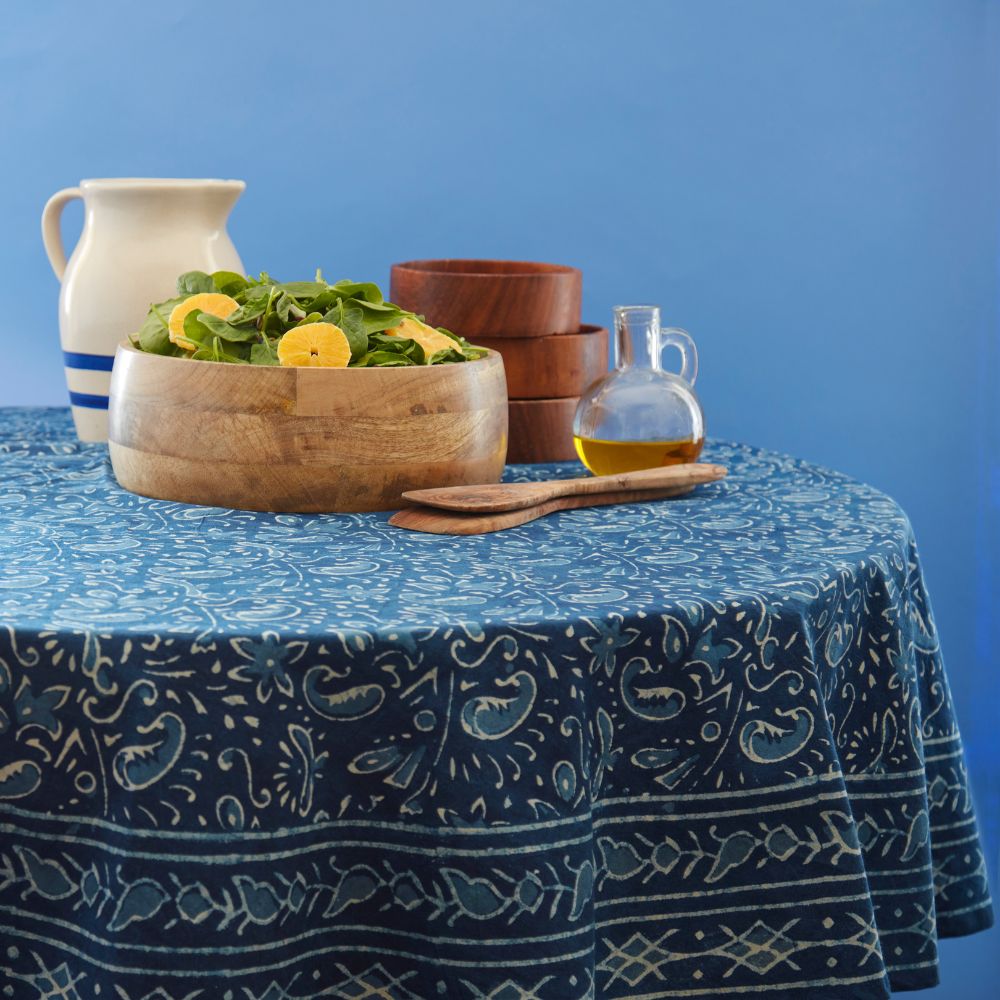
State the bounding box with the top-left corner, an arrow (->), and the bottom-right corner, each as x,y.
41,187 -> 82,280
660,327 -> 698,387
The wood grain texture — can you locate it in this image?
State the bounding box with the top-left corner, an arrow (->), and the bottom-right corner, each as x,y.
389,485 -> 693,535
108,343 -> 509,512
474,325 -> 608,399
506,396 -> 580,463
390,259 -> 582,338
401,462 -> 727,512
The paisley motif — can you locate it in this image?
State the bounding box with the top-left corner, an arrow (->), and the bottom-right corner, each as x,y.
739,707 -> 814,763
620,657 -> 686,720
112,712 -> 186,791
0,759 -> 41,799
304,664 -> 385,721
460,670 -> 537,740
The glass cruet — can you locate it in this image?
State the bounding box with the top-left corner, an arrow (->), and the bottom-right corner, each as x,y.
572,305 -> 705,475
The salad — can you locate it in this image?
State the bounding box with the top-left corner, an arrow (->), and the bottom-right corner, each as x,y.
131,269 -> 486,368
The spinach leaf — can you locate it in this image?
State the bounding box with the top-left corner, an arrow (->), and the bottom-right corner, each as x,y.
299,289 -> 337,314
263,312 -> 285,336
341,306 -> 368,359
138,327 -> 185,356
191,336 -> 249,364
330,280 -> 384,304
299,282 -> 384,315
357,301 -> 404,335
367,332 -> 425,364
323,299 -> 368,359
212,270 -> 249,296
276,281 -> 328,301
357,350 -> 417,367
176,271 -> 215,295
358,298 -> 402,314
242,283 -> 276,303
436,326 -> 486,360
428,347 -> 468,365
195,312 -> 260,343
276,292 -> 305,324
250,342 -> 280,365
181,311 -> 215,349
226,297 -> 268,324
135,296 -> 188,355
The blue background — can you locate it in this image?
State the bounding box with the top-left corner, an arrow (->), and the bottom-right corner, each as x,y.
1,1 -> 997,993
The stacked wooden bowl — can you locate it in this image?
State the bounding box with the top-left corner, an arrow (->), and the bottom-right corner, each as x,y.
390,260 -> 608,463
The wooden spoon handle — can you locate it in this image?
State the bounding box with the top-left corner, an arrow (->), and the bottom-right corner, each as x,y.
389,485 -> 693,535
402,462 -> 728,513
554,462 -> 727,498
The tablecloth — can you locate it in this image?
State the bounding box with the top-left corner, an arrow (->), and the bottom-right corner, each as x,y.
0,407 -> 992,1000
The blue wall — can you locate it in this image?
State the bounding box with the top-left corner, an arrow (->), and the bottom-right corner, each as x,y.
2,1 -> 997,993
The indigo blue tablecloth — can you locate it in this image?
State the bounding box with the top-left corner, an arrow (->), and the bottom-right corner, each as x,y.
0,407 -> 992,999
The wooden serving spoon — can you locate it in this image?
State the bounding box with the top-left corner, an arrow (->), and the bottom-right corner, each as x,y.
389,485 -> 697,535
401,462 -> 727,513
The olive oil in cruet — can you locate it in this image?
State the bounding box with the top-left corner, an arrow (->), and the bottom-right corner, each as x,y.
572,435 -> 703,476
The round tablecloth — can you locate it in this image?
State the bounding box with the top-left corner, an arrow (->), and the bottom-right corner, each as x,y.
0,407 -> 992,1000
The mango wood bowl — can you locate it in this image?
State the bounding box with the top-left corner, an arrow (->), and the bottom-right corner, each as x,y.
390,259 -> 582,338
475,325 -> 609,399
108,343 -> 508,513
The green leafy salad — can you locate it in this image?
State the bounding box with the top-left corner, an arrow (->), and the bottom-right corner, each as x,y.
130,269 -> 486,368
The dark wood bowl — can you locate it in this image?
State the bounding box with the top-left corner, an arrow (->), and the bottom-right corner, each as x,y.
390,259 -> 582,338
507,397 -> 580,463
475,324 -> 608,399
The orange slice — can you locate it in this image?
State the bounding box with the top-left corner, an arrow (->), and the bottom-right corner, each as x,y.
168,293 -> 240,350
277,323 -> 351,367
385,317 -> 457,362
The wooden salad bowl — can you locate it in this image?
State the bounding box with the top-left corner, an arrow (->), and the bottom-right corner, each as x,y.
390,259 -> 582,338
107,343 -> 508,513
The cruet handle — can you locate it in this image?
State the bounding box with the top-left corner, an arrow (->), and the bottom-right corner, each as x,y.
660,327 -> 698,386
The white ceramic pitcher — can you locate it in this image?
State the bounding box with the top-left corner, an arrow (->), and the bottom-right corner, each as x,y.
42,178 -> 245,441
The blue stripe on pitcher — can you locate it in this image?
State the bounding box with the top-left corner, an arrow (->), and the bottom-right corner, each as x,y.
68,391 -> 109,410
63,351 -> 115,371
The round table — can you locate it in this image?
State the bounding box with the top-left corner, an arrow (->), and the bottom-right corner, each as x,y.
0,408 -> 992,999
